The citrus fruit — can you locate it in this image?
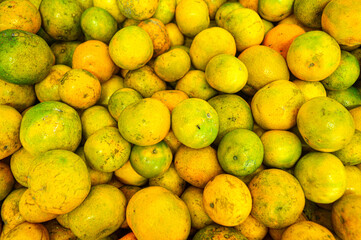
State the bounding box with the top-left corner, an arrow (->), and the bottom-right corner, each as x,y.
297,96 -> 355,152
203,0 -> 227,19
350,106 -> 361,131
217,128 -> 263,177
149,163 -> 186,196
175,70 -> 217,100
50,41 -> 81,67
189,27 -> 236,70
40,0 -> 83,41
292,79 -> 327,101
138,18 -> 171,57
34,65 -> 71,103
0,0 -> 41,33
126,186 -> 191,240
322,0 -> 361,47
118,98 -> 170,146
2,222 -> 49,240
124,65 -> 166,98
249,169 -> 305,229
20,101 -> 82,156
67,184 -> 126,240
294,152 -> 346,204
332,194 -> 361,239
262,19 -> 274,34
1,188 -> 26,230
223,8 -> 264,51
0,162 -> 14,201
80,7 -> 118,43
28,149 -> 91,214
322,50 -> 360,90
205,54 -> 248,93
251,80 -> 305,130
258,0 -> 293,22
108,88 -> 142,121
151,90 -> 189,112
261,130 -> 302,169
72,40 -> 117,83
327,86 -> 361,109
0,29 -> 54,85
114,161 -> 148,187
193,224 -> 248,240
208,94 -> 253,144
172,98 -> 219,149
80,105 -> 116,140
282,221 -> 336,240
287,30 -> 341,81
97,75 -> 124,107
153,0 -> 176,24
118,0 -> 159,20
174,145 -> 223,188
344,165 -> 361,195
181,186 -> 213,229
0,105 -> 22,160
263,24 -> 306,59
10,148 -> 35,187
293,0 -> 331,28
130,141 -> 172,178
278,14 -> 314,32
58,69 -> 101,110
238,45 -> 290,91
84,127 -> 131,172
214,2 -> 243,28
165,23 -> 184,46
93,0 -> 125,24
175,0 -> 210,38
333,129 -> 361,165
203,174 -> 252,226
234,214 -> 268,240
43,220 -> 76,240
109,26 -> 153,70
154,48 -> 191,82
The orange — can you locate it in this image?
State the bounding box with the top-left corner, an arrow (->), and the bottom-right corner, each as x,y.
72,40 -> 117,83
333,130 -> 361,165
109,26 -> 153,70
2,222 -> 49,240
332,194 -> 361,239
193,224 -> 248,239
282,221 -> 336,240
263,24 -> 306,59
297,96 -> 355,152
40,0 -> 83,41
35,64 -> 71,103
126,186 -> 191,240
163,130 -> 182,154
10,148 -> 36,187
217,129 -> 264,177
239,0 -> 258,11
0,29 -> 55,85
294,0 -> 331,28
251,80 -> 305,130
93,0 -> 125,24
114,160 -> 147,187
258,0 -> 293,22
172,98 -> 219,149
153,0 -> 176,24
238,45 -> 290,91
19,101 -> 82,156
208,94 -> 253,145
203,0 -> 227,19
165,23 -> 184,46
0,0 -> 41,33
59,69 -> 101,109
118,98 -> 170,146
175,70 -> 218,100
119,232 -> 137,240
1,188 -> 26,230
327,86 -> 361,109
344,166 -> 361,195
234,214 -> 268,240
50,41 -> 80,67
205,54 -> 248,93
151,90 -> 189,112
262,19 -> 274,34
268,212 -> 306,239
292,79 -> 327,101
278,14 -> 314,32
181,186 -> 213,229
80,7 -> 118,44
223,8 -> 264,51
350,106 -> 361,131
108,88 -> 143,121
249,169 -> 305,229
174,145 -> 223,188
130,141 -> 172,178
322,0 -> 361,47
0,105 -> 22,160
0,78 -> 36,113
44,220 -> 76,240
287,30 -> 341,81
124,65 -> 167,98
138,18 -> 171,57
175,0 -> 210,38
0,162 -> 14,201
214,2 -> 243,28
97,75 -> 124,107
189,27 -> 236,70
294,152 -> 346,204
203,174 -> 252,227
118,0 -> 159,20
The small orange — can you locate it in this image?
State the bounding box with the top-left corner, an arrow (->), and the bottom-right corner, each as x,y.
258,0 -> 294,22
263,24 -> 306,59
72,40 -> 117,83
117,0 -> 159,20
138,18 -> 171,57
215,2 -> 243,28
165,23 -> 184,46
151,90 -> 189,112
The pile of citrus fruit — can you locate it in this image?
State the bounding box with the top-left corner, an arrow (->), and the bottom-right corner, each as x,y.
1,0 -> 361,239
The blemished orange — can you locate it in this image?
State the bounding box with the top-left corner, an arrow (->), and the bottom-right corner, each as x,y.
263,24 -> 306,59
72,40 -> 117,83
